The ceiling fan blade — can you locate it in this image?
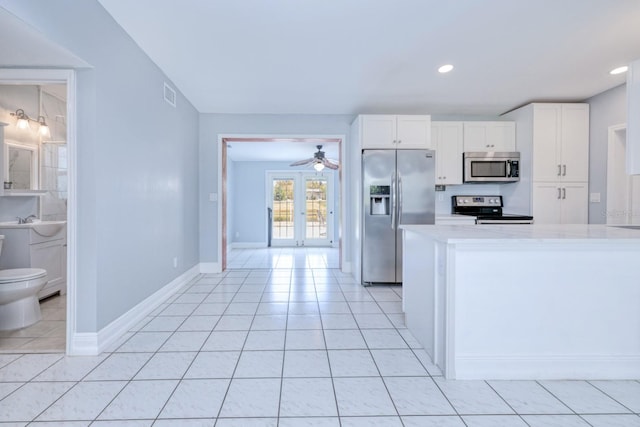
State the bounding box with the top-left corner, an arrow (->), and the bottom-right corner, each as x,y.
290,158 -> 314,166
322,158 -> 339,170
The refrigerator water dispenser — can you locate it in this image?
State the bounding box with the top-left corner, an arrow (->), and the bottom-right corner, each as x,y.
369,185 -> 390,215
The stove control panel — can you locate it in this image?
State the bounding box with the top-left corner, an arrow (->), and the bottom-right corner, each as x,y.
452,195 -> 503,207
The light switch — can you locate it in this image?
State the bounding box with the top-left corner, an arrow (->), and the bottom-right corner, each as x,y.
590,192 -> 601,203
209,193 -> 218,202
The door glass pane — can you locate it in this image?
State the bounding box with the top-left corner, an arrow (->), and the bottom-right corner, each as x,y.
272,179 -> 295,240
305,178 -> 327,239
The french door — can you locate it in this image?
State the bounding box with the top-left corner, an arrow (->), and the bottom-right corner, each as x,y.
268,171 -> 334,247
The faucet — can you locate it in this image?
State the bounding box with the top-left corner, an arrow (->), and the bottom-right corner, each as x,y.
16,215 -> 38,224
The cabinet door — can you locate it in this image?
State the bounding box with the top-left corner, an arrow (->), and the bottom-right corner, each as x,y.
532,183 -> 562,224
487,122 -> 516,151
30,239 -> 65,291
532,104 -> 562,181
433,122 -> 463,185
560,104 -> 589,182
361,115 -> 397,148
463,122 -> 515,151
396,115 -> 431,149
560,183 -> 588,224
463,122 -> 490,151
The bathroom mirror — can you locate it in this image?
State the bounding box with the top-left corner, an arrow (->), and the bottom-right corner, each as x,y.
4,141 -> 38,190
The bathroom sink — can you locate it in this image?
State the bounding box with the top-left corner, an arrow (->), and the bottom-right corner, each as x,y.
30,221 -> 66,237
0,220 -> 66,236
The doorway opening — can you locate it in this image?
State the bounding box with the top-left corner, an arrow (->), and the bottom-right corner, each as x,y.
0,69 -> 76,355
607,123 -> 640,224
219,136 -> 344,272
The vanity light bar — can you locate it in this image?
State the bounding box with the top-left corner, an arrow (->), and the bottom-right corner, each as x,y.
9,109 -> 50,137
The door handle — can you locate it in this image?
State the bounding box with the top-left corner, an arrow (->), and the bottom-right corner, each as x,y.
398,172 -> 403,226
391,174 -> 397,230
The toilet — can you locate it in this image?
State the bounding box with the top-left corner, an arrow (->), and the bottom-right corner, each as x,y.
0,235 -> 48,330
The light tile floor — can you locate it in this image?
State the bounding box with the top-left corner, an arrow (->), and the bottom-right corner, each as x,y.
227,247 -> 339,269
0,252 -> 639,425
0,294 -> 66,353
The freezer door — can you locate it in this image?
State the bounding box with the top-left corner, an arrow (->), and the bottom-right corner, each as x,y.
395,150 -> 436,282
362,150 -> 397,284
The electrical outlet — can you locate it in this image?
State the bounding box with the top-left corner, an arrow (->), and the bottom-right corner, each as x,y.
173,257 -> 178,268
209,193 -> 218,202
590,192 -> 601,203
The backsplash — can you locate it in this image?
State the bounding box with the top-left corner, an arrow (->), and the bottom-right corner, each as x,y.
435,184 -> 503,214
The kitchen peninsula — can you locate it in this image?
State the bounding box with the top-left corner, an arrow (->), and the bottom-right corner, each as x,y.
402,224 -> 640,380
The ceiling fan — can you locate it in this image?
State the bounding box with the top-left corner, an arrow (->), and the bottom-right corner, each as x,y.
290,145 -> 339,171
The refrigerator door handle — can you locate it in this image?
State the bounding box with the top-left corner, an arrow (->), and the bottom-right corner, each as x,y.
397,172 -> 403,226
391,174 -> 397,230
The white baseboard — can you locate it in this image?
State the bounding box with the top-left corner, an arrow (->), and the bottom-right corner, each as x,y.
230,242 -> 266,249
68,265 -> 201,355
199,262 -> 221,274
454,354 -> 640,380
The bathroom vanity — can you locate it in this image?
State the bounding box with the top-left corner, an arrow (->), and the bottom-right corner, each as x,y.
0,221 -> 67,299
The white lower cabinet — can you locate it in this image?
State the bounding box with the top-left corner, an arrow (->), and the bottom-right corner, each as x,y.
532,183 -> 588,224
31,238 -> 66,299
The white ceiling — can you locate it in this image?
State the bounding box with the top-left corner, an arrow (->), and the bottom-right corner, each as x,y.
227,141 -> 339,163
0,8 -> 89,68
98,0 -> 640,116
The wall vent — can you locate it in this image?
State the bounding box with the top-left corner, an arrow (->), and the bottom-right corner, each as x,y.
164,82 -> 176,107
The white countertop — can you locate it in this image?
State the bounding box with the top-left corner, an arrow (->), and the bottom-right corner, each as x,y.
401,224 -> 640,243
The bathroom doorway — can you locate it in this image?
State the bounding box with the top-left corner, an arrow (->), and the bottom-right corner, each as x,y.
0,70 -> 77,354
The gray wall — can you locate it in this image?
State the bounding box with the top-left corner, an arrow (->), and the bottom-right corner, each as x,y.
199,113 -> 353,264
586,84 -> 627,224
2,1 -> 200,331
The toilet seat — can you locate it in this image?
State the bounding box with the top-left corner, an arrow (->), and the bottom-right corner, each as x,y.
0,268 -> 47,283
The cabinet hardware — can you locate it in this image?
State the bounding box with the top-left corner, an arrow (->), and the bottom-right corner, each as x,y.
557,188 -> 562,199
562,164 -> 566,176
562,188 -> 566,199
557,165 -> 562,176
397,140 -> 401,144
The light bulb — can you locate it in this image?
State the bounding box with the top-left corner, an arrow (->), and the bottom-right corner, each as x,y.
313,162 -> 325,172
610,66 -> 628,75
438,64 -> 454,73
39,124 -> 50,137
17,117 -> 30,129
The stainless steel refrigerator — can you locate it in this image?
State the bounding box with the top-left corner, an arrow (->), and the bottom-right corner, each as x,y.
362,149 -> 435,284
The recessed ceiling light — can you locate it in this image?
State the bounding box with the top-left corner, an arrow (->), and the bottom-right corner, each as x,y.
438,64 -> 454,74
610,66 -> 628,75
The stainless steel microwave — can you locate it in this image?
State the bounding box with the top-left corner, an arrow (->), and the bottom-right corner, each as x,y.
463,152 -> 520,183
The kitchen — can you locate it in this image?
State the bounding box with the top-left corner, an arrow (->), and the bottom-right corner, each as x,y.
1,1 -> 640,425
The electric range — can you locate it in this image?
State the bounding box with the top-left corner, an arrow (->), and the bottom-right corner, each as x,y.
452,195 -> 534,224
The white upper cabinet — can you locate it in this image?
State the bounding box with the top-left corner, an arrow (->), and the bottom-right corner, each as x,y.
463,122 -> 516,152
532,104 -> 589,182
361,115 -> 431,149
432,121 -> 463,185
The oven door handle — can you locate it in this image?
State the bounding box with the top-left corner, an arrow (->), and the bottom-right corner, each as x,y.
506,160 -> 512,178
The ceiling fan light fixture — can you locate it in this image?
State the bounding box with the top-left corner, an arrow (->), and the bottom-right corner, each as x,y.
313,162 -> 325,172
